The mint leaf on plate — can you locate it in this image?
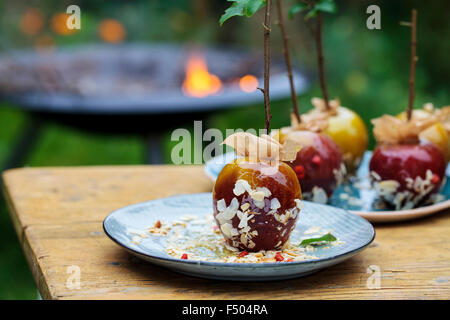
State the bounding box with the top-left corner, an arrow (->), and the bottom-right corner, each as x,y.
300,233 -> 337,246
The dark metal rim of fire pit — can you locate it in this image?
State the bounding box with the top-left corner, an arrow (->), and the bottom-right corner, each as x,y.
0,44 -> 309,115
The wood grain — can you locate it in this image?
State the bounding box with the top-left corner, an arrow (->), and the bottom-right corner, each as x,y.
2,166 -> 450,299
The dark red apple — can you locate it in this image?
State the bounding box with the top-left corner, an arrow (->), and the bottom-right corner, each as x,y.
369,143 -> 446,209
213,158 -> 302,252
281,131 -> 343,203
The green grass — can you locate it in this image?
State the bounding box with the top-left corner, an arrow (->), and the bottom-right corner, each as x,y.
27,123 -> 145,166
0,106 -> 26,165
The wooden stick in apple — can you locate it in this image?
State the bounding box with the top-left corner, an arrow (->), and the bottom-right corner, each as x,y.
406,9 -> 417,121
314,11 -> 330,111
262,0 -> 273,132
276,0 -> 301,123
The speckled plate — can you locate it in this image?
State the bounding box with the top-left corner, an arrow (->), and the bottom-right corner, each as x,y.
103,193 -> 374,281
204,151 -> 450,223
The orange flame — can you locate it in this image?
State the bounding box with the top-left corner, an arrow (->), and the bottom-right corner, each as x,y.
239,75 -> 258,93
20,8 -> 44,36
99,19 -> 126,44
182,55 -> 222,98
51,13 -> 77,36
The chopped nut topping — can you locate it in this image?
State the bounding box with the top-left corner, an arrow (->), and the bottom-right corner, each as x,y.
240,203 -> 250,211
233,179 -> 252,196
270,198 -> 281,210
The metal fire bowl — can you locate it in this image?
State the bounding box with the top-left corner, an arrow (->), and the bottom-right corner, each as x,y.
0,44 -> 309,115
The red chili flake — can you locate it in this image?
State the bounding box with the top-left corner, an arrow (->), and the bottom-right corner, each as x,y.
154,220 -> 162,228
431,174 -> 441,184
238,251 -> 248,257
286,258 -> 293,262
294,165 -> 305,179
275,252 -> 284,262
181,253 -> 188,260
312,155 -> 321,166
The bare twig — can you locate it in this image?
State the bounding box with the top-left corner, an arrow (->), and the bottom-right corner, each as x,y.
406,9 -> 417,121
276,0 -> 301,123
263,0 -> 272,132
315,12 -> 330,110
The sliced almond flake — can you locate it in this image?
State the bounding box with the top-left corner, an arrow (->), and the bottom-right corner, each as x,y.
237,211 -> 254,229
220,223 -> 233,238
370,171 -> 382,181
240,203 -> 250,211
250,190 -> 266,202
256,187 -> 272,197
240,233 -> 248,246
270,198 -> 281,210
339,193 -> 349,200
294,198 -> 304,210
253,199 -> 265,209
233,179 -> 252,196
216,199 -> 226,212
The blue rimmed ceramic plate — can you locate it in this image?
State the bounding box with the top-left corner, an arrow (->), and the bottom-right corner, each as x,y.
103,193 -> 375,281
205,151 -> 450,223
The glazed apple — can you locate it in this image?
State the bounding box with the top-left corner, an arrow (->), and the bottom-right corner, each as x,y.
369,143 -> 446,209
325,106 -> 368,173
419,122 -> 450,162
302,99 -> 368,174
396,108 -> 450,161
276,130 -> 343,203
213,158 -> 302,252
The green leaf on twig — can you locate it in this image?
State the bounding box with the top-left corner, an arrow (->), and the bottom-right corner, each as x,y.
289,0 -> 336,20
220,0 -> 267,26
288,2 -> 308,19
315,0 -> 337,14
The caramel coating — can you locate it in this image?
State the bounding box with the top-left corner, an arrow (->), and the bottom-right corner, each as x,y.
213,158 -> 301,252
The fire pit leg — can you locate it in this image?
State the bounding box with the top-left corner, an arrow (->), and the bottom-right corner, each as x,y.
145,133 -> 164,164
1,115 -> 42,172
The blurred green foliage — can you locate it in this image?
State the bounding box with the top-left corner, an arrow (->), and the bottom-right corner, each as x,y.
0,0 -> 449,299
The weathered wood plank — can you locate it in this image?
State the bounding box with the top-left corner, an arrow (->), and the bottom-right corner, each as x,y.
2,166 -> 450,299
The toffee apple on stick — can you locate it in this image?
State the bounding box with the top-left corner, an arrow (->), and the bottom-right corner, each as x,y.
271,0 -> 343,203
214,133 -> 302,252
369,10 -> 446,210
216,0 -> 303,252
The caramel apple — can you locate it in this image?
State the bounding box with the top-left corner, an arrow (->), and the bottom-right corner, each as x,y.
275,129 -> 343,203
213,133 -> 302,252
213,158 -> 302,252
369,142 -> 446,209
369,9 -> 449,210
301,98 -> 368,174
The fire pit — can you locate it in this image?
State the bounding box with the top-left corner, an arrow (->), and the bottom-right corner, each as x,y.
0,44 -> 308,166
0,44 -> 308,114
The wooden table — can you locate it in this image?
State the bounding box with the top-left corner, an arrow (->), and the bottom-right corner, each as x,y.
2,166 -> 450,300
